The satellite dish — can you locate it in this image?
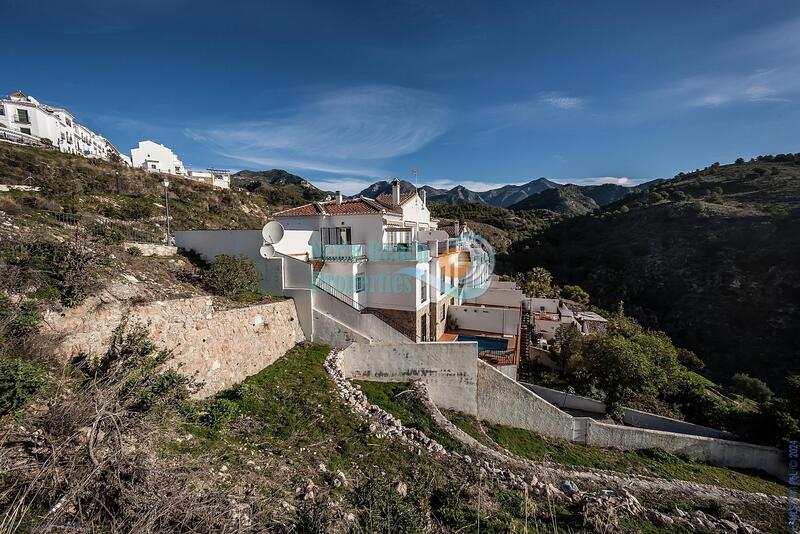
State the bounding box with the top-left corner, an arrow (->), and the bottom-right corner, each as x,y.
260,244 -> 275,258
262,221 -> 285,244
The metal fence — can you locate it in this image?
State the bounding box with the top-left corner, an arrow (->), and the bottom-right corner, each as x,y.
43,210 -> 165,244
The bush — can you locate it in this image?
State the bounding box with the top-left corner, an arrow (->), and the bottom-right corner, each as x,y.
730,373 -> 773,403
560,285 -> 589,306
202,254 -> 262,301
127,246 -> 142,256
0,357 -> 47,416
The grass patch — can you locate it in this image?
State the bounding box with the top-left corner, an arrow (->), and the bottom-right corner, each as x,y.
483,423 -> 786,495
353,380 -> 464,452
442,409 -> 498,449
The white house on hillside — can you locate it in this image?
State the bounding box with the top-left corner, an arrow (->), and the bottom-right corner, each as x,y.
186,168 -> 231,189
270,179 -> 486,341
131,140 -> 186,175
0,91 -> 124,162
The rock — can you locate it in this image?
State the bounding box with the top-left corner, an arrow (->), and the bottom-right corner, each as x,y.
303,491 -> 315,501
396,482 -> 407,497
280,500 -> 295,512
559,479 -> 579,496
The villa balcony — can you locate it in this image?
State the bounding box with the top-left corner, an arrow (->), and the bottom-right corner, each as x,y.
319,243 -> 366,262
436,238 -> 461,256
378,242 -> 430,262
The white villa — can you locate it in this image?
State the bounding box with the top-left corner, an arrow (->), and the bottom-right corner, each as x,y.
0,91 -> 125,162
186,168 -> 231,189
131,140 -> 186,175
270,179 -> 487,341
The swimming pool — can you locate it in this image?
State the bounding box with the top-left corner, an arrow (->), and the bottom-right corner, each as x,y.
457,334 -> 509,352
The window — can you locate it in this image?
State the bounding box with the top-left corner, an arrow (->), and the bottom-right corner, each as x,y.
440,304 -> 446,322
66,117 -> 72,126
0,106 -> 4,115
20,127 -> 31,135
321,227 -> 351,245
420,272 -> 427,303
16,109 -> 29,123
440,267 -> 445,295
355,274 -> 366,293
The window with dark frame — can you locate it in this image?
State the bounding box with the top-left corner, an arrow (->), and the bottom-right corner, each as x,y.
355,274 -> 366,293
16,109 -> 29,123
440,267 -> 445,295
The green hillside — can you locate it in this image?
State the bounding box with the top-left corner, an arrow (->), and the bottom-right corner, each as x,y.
500,155 -> 800,390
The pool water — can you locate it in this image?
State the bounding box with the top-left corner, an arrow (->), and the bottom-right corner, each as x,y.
457,335 -> 509,352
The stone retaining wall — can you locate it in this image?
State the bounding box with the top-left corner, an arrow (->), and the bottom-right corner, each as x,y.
44,296 -> 305,398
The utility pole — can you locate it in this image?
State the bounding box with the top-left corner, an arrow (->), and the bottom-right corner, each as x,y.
163,178 -> 171,243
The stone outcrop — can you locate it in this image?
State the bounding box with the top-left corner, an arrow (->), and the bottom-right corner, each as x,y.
44,296 -> 305,398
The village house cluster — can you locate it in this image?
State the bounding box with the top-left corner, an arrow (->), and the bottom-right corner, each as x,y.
0,91 -> 230,189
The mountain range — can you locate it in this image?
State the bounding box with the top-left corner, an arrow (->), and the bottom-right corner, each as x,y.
356,177 -> 635,214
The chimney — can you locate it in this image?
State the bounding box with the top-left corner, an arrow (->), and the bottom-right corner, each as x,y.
420,188 -> 427,206
391,178 -> 401,207
454,221 -> 460,235
335,190 -> 342,204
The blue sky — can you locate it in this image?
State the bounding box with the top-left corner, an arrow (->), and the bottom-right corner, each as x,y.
6,0 -> 800,193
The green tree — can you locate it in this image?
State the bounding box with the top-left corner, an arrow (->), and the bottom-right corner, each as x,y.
202,254 -> 262,301
560,285 -> 589,306
730,373 -> 773,403
581,335 -> 656,415
552,324 -> 583,372
516,267 -> 557,298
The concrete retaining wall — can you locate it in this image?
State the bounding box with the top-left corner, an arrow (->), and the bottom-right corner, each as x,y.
340,342 -> 478,415
585,419 -> 786,480
525,383 -> 736,440
476,361 -> 574,440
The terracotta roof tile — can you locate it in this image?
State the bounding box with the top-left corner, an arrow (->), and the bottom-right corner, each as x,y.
374,192 -> 416,209
273,196 -> 402,217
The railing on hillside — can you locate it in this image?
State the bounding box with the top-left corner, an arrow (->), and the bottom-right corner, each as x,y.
479,348 -> 517,366
0,127 -> 51,149
42,210 -> 165,244
313,274 -> 365,311
312,273 -> 420,342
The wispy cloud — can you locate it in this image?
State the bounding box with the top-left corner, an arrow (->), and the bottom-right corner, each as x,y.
656,68 -> 796,109
185,85 -> 450,178
539,92 -> 584,110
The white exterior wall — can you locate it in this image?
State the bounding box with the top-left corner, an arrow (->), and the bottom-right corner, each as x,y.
464,287 -> 525,308
131,140 -> 186,175
1,94 -> 114,160
449,305 -> 519,336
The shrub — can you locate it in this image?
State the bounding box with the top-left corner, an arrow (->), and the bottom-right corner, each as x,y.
0,357 -> 47,416
730,373 -> 773,403
560,284 -> 589,306
126,246 -> 142,256
202,254 -> 262,301
96,225 -> 125,245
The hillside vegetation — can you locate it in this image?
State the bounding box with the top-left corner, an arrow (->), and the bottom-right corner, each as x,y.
0,143 -> 301,231
501,155 -> 800,391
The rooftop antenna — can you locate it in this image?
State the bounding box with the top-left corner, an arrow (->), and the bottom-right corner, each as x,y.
411,168 -> 418,189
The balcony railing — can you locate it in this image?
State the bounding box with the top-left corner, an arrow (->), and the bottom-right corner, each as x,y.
379,242 -> 429,262
436,238 -> 461,255
316,243 -> 366,261
479,349 -> 517,366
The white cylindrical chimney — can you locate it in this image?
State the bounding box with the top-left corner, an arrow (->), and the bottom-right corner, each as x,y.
391,178 -> 401,206
420,189 -> 427,206
336,190 -> 343,204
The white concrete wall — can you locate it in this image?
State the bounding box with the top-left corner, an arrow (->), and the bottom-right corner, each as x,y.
524,383 -> 736,440
463,287 -> 524,308
584,419 -> 786,480
476,361 -> 575,440
312,287 -> 411,345
449,305 -> 519,335
340,342 -> 478,415
131,140 -> 185,174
